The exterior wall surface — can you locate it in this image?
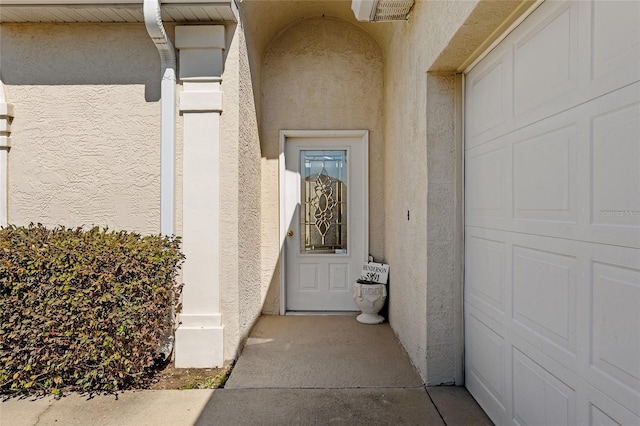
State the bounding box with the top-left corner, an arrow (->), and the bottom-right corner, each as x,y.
0,0 -> 534,377
235,24 -> 263,342
370,0 -> 530,383
1,21 -> 263,364
239,0 -> 531,383
425,72 -> 463,385
219,23 -> 263,361
259,17 -> 385,314
1,23 -> 162,234
377,0 -> 430,380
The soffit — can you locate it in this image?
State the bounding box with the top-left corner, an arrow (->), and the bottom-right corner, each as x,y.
0,0 -> 237,22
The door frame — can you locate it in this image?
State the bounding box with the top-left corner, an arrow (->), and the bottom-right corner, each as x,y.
279,129 -> 369,314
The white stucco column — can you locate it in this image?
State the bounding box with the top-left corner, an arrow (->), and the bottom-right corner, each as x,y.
0,81 -> 13,226
174,26 -> 225,368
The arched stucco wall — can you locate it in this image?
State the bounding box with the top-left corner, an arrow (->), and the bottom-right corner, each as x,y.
259,17 -> 385,313
1,23 -> 163,234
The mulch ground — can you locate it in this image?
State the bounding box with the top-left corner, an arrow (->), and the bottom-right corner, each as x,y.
148,363 -> 233,390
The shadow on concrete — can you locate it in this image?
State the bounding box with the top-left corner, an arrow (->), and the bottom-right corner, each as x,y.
194,316 -> 492,426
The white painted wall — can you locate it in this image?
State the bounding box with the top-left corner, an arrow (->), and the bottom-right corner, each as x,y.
0,79 -> 12,227
174,25 -> 227,368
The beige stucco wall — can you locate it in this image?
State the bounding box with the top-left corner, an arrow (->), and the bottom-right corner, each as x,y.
219,22 -> 263,361
237,0 -> 531,383
0,0 -> 534,376
424,72 -> 463,385
1,21 -> 263,363
375,0 -> 532,384
236,24 -> 263,340
258,17 -> 385,314
377,2 -> 430,380
1,23 -> 162,234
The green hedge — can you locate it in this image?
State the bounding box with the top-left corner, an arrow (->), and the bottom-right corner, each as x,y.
0,224 -> 184,395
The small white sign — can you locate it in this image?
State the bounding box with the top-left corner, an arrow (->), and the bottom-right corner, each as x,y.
359,262 -> 389,284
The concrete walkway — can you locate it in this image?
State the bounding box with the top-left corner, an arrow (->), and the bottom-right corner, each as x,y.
1,316 -> 492,425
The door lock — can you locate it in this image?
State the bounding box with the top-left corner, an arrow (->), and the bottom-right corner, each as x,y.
287,230 -> 294,237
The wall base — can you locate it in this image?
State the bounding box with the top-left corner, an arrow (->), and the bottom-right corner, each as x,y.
175,317 -> 224,368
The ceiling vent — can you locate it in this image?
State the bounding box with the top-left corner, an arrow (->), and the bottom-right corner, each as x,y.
351,0 -> 414,22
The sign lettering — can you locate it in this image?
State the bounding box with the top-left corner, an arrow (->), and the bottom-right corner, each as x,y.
359,262 -> 389,284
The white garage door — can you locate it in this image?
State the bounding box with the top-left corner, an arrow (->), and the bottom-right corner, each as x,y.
464,1 -> 640,425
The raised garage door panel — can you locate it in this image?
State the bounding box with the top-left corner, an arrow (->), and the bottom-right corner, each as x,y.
464,1 -> 640,425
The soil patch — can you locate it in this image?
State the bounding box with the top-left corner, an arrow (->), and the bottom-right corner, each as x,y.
149,363 -> 233,390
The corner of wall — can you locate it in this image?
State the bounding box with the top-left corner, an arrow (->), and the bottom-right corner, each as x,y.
425,71 -> 464,386
0,80 -> 13,227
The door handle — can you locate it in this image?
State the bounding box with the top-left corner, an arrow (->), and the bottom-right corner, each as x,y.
287,230 -> 294,237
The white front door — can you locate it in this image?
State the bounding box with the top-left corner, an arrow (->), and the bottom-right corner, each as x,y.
281,130 -> 368,312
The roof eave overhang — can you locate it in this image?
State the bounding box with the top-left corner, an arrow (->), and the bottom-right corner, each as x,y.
0,0 -> 238,23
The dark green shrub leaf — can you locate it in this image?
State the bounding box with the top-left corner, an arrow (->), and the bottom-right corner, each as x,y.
0,224 -> 184,396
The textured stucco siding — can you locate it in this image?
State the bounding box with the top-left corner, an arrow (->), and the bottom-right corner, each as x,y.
380,1 -> 430,380
425,72 -> 463,385
1,23 -> 162,234
0,0 -> 534,376
220,24 -> 242,362
236,24 -> 262,343
1,20 -> 263,365
371,0 -> 530,383
259,17 -> 385,314
426,0 -> 536,71
238,0 -> 530,383
219,23 -> 263,361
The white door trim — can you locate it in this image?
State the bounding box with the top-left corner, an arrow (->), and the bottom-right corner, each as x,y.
279,129 -> 369,315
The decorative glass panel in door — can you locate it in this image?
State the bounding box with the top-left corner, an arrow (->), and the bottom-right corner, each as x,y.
300,150 -> 347,254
